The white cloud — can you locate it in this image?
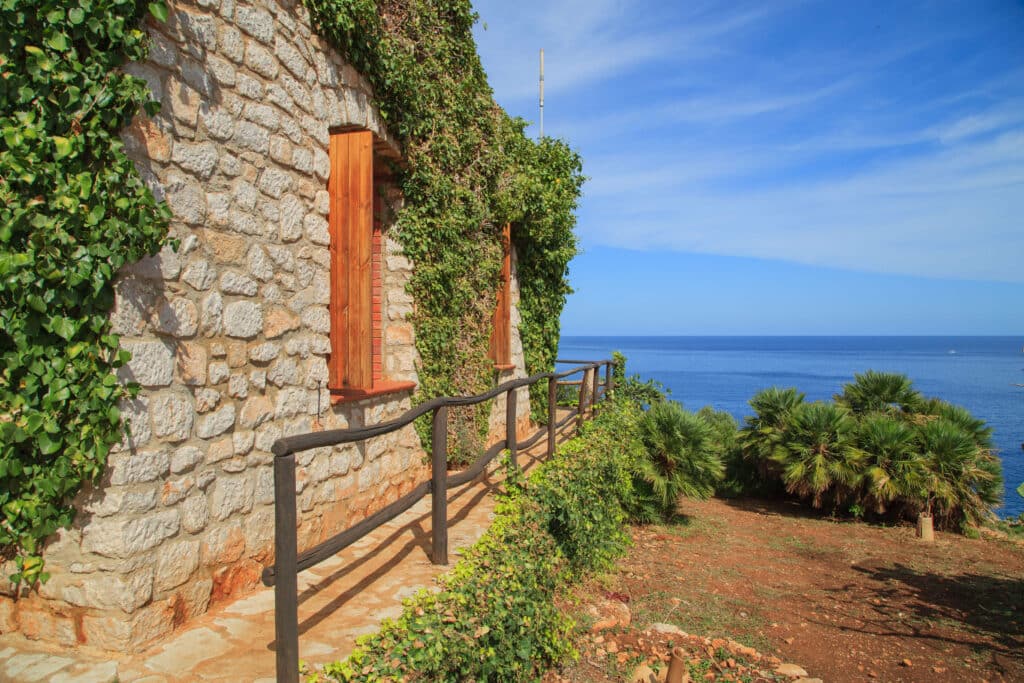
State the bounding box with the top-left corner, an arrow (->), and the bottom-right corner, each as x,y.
472,0 -> 1024,284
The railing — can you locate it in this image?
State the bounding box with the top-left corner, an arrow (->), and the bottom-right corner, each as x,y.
266,358 -> 616,683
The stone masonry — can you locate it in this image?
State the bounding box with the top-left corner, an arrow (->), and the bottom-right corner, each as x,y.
0,0 -> 531,652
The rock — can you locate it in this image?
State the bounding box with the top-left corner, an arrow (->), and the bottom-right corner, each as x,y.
648,623 -> 687,637
196,403 -> 235,439
223,300 -> 263,338
119,340 -> 175,387
775,663 -> 809,678
150,391 -> 194,442
901,659 -> 912,667
588,598 -> 631,632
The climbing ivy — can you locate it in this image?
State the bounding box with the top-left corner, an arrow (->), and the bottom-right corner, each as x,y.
0,0 -> 169,588
303,0 -> 584,457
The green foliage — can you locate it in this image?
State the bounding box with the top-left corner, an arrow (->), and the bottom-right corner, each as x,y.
610,350 -> 668,408
0,0 -> 169,586
771,402 -> 862,508
732,372 -> 1004,531
313,400 -> 642,682
835,370 -> 923,415
302,0 -> 583,456
630,401 -> 725,523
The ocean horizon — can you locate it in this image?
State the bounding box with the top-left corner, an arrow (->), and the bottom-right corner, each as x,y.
558,335 -> 1024,519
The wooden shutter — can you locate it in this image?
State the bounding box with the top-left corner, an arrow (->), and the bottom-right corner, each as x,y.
489,223 -> 512,368
329,130 -> 374,390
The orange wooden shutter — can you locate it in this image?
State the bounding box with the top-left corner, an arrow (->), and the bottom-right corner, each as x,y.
329,130 -> 374,390
489,223 -> 512,367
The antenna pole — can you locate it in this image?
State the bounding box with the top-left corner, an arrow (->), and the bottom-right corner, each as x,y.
539,48 -> 545,138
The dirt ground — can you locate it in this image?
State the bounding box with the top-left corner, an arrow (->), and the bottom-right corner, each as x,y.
551,497 -> 1024,683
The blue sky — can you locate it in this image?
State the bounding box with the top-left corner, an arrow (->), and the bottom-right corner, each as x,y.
471,0 -> 1024,335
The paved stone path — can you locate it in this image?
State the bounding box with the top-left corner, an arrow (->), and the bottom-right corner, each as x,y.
0,418 -> 579,682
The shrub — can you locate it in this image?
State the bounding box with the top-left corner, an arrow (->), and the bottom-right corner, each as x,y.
630,401 -> 725,522
313,399 -> 642,682
732,372 -> 1004,530
770,402 -> 862,509
611,350 -> 668,408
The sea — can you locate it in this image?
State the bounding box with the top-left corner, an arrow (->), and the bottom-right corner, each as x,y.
558,336 -> 1024,519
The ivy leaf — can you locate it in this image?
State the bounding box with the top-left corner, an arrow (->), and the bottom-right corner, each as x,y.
37,433 -> 62,456
49,316 -> 76,341
1017,482 -> 1024,499
52,136 -> 72,159
148,2 -> 169,23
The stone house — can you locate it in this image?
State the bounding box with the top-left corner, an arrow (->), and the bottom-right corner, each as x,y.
0,0 -> 532,651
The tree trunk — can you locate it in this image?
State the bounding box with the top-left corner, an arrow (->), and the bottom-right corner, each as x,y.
916,512 -> 934,542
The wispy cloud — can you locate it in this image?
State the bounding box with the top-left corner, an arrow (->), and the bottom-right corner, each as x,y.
472,0 -> 1024,285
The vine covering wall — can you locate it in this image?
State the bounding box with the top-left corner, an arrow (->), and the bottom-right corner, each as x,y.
303,0 -> 585,450
0,0 -> 170,587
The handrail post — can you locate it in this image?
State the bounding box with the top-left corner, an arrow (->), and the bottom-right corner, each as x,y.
431,405 -> 448,565
547,376 -> 556,456
606,360 -> 613,397
576,369 -> 587,431
505,388 -> 517,468
591,364 -> 599,415
273,452 -> 299,683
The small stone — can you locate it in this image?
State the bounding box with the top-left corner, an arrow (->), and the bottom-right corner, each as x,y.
248,245 -> 274,282
176,341 -> 208,386
224,301 -> 263,338
235,6 -> 273,43
258,167 -> 292,199
180,493 -> 209,534
172,141 -> 219,179
264,307 -> 300,339
171,445 -> 205,474
196,404 -> 236,439
208,360 -> 230,385
150,391 -> 194,442
775,663 -> 809,678
244,40 -> 279,79
184,257 -> 218,292
249,342 -> 281,363
220,271 -> 259,296
279,194 -> 304,242
119,340 -> 175,387
152,297 -> 199,338
901,659 -> 912,667
228,372 -> 249,399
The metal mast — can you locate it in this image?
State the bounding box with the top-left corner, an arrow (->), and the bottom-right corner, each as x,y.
539,48 -> 545,138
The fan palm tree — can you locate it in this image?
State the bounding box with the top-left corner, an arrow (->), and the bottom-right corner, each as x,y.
916,418 -> 1002,527
856,414 -> 924,514
837,370 -> 923,416
772,402 -> 863,508
632,401 -> 724,522
737,386 -> 805,478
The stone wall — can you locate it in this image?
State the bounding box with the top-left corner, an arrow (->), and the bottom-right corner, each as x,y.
0,0 -> 530,652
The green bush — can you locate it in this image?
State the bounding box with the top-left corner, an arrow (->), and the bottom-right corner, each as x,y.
313,399 -> 642,682
731,372 -> 1004,530
630,401 -> 725,523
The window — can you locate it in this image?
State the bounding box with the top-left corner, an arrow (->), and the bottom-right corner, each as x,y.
327,128 -> 413,401
489,223 -> 513,370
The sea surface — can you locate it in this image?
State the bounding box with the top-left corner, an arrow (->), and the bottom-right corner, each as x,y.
558,336 -> 1024,518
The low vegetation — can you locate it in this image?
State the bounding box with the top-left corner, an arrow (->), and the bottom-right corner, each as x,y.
727,371 -> 1003,531
310,399 -> 643,681
310,361 -> 738,681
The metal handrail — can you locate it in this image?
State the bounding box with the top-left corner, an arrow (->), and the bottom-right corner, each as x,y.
268,358 -> 616,682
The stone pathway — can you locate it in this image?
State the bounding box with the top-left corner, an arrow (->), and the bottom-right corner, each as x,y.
0,419 -> 578,682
